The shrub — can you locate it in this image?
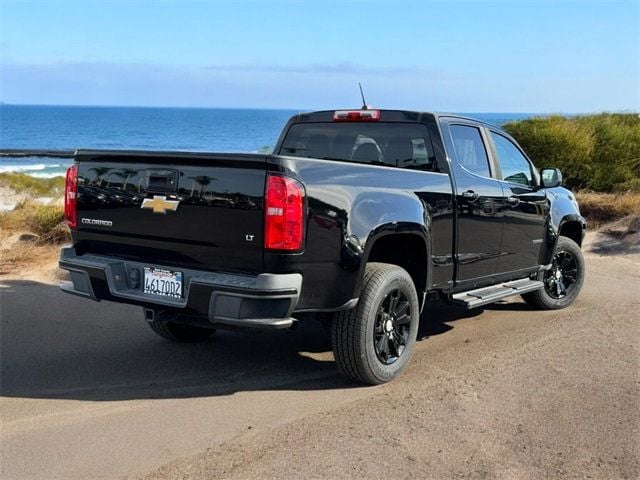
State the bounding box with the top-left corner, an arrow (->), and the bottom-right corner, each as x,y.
0,201 -> 69,244
0,172 -> 65,197
503,113 -> 640,192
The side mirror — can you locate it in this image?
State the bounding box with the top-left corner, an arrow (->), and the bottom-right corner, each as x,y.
540,168 -> 563,188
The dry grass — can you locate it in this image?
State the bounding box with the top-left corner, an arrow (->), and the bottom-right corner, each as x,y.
575,192 -> 640,227
0,201 -> 69,244
0,201 -> 70,276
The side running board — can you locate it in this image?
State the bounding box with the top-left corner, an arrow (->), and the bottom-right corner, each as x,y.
452,278 -> 543,309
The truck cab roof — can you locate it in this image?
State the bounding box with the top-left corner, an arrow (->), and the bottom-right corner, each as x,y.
289,109 -> 502,129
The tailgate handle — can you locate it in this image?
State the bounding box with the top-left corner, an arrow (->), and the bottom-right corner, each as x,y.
144,169 -> 178,193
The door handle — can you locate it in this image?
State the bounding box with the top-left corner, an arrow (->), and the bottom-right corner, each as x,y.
462,190 -> 479,201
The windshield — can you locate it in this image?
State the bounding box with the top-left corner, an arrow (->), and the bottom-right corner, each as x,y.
279,122 -> 438,171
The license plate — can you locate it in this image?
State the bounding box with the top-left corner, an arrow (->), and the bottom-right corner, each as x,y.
143,267 -> 183,298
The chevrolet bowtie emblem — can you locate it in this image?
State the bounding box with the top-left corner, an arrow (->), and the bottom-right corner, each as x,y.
141,196 -> 180,214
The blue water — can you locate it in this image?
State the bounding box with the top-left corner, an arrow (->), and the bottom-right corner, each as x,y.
0,105 -> 536,177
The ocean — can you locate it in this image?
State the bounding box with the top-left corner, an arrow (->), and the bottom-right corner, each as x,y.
0,105 -> 535,178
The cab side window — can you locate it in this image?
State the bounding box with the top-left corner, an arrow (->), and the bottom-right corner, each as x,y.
490,132 -> 534,186
449,125 -> 491,177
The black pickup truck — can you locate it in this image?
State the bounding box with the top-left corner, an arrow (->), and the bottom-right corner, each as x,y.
59,109 -> 586,384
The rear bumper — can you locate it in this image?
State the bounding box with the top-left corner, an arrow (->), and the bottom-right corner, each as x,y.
59,247 -> 302,329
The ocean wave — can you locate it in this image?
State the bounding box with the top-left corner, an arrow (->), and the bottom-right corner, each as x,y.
30,171 -> 67,178
0,158 -> 72,177
0,163 -> 50,172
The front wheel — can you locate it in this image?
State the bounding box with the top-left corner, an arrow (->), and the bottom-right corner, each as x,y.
522,236 -> 585,310
331,263 -> 420,385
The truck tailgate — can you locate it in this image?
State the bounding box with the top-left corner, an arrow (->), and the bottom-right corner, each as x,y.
74,151 -> 267,273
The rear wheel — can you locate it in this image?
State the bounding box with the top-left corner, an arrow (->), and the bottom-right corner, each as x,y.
522,236 -> 585,310
331,263 -> 419,385
148,310 -> 216,342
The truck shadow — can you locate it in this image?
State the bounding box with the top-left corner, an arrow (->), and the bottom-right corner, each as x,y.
0,279 -> 523,401
587,232 -> 640,256
417,298 -> 537,340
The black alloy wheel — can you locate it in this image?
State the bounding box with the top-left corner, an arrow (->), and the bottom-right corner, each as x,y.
374,289 -> 412,365
522,235 -> 585,310
544,250 -> 579,299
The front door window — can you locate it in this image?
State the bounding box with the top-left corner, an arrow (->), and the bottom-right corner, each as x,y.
490,132 -> 534,185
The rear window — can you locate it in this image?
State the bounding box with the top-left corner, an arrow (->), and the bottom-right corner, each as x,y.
279,122 -> 439,171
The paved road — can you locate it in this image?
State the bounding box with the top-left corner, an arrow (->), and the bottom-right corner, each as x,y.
1,242 -> 638,479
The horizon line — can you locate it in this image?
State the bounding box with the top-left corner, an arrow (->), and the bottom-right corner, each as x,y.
2,102 -> 637,115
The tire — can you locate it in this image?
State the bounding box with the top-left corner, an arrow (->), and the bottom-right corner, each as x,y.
148,310 -> 215,342
331,262 -> 420,385
522,236 -> 585,310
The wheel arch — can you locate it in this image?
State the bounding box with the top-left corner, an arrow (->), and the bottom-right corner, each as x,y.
541,212 -> 586,265
558,219 -> 584,247
356,225 -> 430,309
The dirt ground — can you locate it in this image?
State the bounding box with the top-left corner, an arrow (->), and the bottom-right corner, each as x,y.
1,231 -> 638,479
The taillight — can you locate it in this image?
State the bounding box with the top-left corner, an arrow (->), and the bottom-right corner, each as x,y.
64,164 -> 78,228
333,109 -> 380,122
264,174 -> 305,251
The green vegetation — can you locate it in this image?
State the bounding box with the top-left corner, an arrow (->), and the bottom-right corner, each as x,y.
503,113 -> 640,192
0,172 -> 65,197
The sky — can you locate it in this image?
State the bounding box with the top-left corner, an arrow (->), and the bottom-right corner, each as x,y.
0,0 -> 638,112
